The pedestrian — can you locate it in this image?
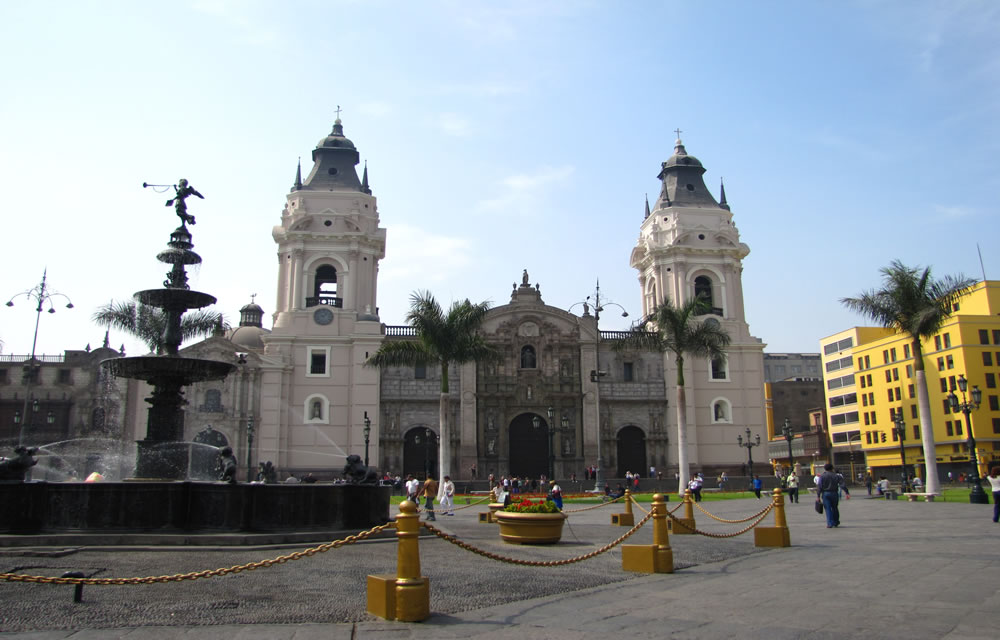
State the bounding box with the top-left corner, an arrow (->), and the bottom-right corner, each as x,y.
719,471 -> 728,491
837,470 -> 850,499
987,467 -> 1000,523
688,475 -> 703,502
786,472 -> 799,503
549,479 -> 563,510
752,475 -> 763,499
817,463 -> 841,528
422,475 -> 438,521
865,473 -> 873,495
405,474 -> 420,502
439,475 -> 455,515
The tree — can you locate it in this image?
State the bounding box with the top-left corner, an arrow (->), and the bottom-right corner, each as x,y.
366,291 -> 499,483
92,300 -> 226,355
614,297 -> 730,493
841,260 -> 975,494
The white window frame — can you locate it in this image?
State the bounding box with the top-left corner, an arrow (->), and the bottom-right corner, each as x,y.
306,346 -> 331,377
304,394 -> 330,424
710,397 -> 732,423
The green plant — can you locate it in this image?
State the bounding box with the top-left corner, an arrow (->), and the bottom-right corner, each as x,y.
502,498 -> 560,514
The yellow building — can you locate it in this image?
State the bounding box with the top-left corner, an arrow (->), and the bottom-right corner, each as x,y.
820,281 -> 1000,482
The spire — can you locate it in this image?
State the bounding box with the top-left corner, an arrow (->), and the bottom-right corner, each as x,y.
332,105 -> 344,136
361,161 -> 372,194
292,157 -> 302,191
644,194 -> 650,219
719,177 -> 730,211
103,329 -> 110,349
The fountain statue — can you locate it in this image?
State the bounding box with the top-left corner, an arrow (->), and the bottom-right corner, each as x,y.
0,446 -> 38,482
103,183 -> 235,479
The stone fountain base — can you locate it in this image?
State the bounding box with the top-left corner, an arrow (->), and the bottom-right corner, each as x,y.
0,482 -> 389,545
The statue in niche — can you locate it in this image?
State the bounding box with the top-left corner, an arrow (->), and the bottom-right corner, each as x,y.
526,385 -> 533,400
487,438 -> 497,456
522,269 -> 530,285
563,437 -> 573,456
311,400 -> 323,420
487,412 -> 496,432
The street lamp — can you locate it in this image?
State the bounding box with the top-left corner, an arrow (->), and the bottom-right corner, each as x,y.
424,428 -> 434,479
245,414 -> 255,482
948,374 -> 987,504
570,280 -> 628,492
737,427 -> 761,484
5,269 -> 73,446
533,407 -> 574,481
893,412 -> 910,493
363,411 -> 372,468
781,418 -> 794,474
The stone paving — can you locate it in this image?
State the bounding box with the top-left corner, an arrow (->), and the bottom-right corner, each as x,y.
1,492 -> 997,639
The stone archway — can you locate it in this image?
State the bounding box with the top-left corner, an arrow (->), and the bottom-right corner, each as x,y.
508,412 -> 550,479
403,427 -> 438,479
616,425 -> 647,478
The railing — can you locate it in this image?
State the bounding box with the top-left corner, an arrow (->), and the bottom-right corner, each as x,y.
0,355 -> 66,363
304,296 -> 343,308
599,330 -> 655,341
384,325 -> 417,337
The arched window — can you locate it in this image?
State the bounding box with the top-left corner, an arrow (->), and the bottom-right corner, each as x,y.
520,345 -> 537,369
711,355 -> 728,380
695,276 -> 713,308
314,265 -> 338,305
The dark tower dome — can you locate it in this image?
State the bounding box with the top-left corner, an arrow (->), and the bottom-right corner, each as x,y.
301,112 -> 363,192
653,137 -> 722,210
227,299 -> 270,351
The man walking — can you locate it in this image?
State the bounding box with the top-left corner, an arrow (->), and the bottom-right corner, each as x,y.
439,475 -> 455,516
422,475 -> 439,522
817,463 -> 841,528
786,472 -> 799,503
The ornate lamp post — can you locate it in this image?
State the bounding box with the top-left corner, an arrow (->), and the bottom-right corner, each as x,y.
781,418 -> 794,474
570,281 -> 628,492
893,412 -> 910,493
245,414 -> 255,482
424,427 -> 434,479
737,427 -> 761,484
533,407 -> 574,481
948,374 -> 987,504
5,270 -> 73,446
363,411 -> 372,467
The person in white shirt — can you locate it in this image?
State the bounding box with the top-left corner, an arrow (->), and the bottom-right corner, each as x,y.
439,475 -> 456,515
404,474 -> 420,502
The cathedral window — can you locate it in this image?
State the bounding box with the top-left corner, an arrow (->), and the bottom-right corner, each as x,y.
310,264 -> 340,307
520,345 -> 537,369
711,355 -> 728,380
414,363 -> 426,379
623,362 -> 634,382
306,346 -> 330,377
200,389 -> 224,413
694,276 -> 713,309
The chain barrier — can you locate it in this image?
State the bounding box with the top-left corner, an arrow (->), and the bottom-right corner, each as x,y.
420,508 -> 654,567
693,500 -> 773,524
628,496 -> 682,515
0,522 -> 396,586
561,494 -> 626,513
667,503 -> 774,538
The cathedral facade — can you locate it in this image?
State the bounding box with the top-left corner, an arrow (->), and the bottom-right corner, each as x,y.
119,120 -> 765,483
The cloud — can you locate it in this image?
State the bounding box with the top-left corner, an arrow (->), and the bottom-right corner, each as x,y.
933,204 -> 975,219
436,112 -> 471,137
379,224 -> 474,284
476,165 -> 575,214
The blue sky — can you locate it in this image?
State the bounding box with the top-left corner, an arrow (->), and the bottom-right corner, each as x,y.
2,1 -> 998,357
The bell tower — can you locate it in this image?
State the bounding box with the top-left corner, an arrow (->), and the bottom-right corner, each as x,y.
630,135 -> 765,471
260,113 -> 385,475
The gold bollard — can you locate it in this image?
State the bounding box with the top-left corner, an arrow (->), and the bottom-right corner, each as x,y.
753,488 -> 791,547
611,489 -> 635,526
671,488 -> 696,535
367,500 -> 430,621
622,493 -> 673,573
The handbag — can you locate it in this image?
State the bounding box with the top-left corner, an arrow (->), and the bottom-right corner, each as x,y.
814,498 -> 824,514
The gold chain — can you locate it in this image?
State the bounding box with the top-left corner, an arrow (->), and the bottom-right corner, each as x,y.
668,503 -> 774,538
420,509 -> 654,566
693,501 -> 774,523
561,494 -> 626,513
0,522 -> 396,586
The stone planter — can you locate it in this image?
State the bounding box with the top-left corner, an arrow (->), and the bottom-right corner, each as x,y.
494,510 -> 567,544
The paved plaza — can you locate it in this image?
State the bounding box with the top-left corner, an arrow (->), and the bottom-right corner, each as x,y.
1,492 -> 998,639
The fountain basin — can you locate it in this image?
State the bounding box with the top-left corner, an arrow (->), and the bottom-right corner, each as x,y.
104,357 -> 234,384
0,482 -> 390,544
135,288 -> 217,310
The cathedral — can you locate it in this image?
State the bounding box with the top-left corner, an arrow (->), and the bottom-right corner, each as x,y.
114,117 -> 766,483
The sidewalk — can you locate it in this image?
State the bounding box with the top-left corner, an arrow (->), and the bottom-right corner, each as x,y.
2,493 -> 997,639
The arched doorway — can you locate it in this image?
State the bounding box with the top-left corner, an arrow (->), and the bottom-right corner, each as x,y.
508,413 -> 550,479
616,425 -> 647,478
403,427 -> 438,479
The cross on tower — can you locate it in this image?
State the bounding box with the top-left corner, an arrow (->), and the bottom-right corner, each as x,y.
335,105 -> 342,120
674,128 -> 683,140
251,293 -> 257,304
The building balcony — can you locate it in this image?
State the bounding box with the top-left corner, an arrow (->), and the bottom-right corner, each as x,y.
305,296 -> 343,308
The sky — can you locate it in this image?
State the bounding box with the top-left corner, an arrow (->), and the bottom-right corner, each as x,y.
1,0 -> 998,359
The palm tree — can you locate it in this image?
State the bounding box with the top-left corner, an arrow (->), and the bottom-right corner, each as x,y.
367,291 -> 499,482
614,297 -> 731,493
92,300 -> 226,355
841,260 -> 975,495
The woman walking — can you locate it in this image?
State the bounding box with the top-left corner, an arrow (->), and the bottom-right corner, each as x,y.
987,467 -> 1000,523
